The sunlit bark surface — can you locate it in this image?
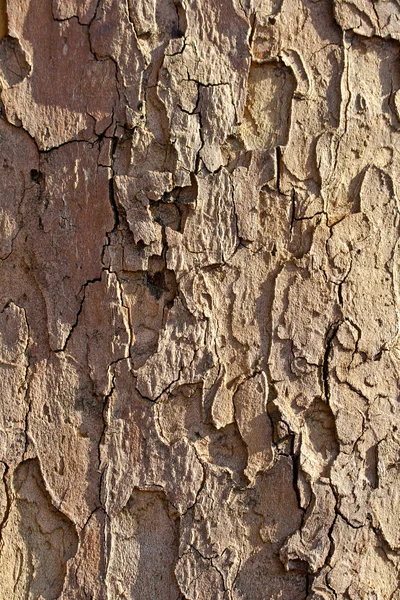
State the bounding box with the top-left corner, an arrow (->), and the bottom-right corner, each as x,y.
0,1 -> 400,598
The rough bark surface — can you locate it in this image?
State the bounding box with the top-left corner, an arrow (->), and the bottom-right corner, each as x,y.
0,0 -> 399,598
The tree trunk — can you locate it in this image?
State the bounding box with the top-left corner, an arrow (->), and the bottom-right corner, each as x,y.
0,0 -> 399,598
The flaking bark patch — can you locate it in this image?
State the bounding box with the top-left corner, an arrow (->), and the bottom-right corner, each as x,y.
0,0 -> 399,598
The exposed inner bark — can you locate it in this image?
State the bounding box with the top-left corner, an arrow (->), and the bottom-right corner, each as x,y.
0,0 -> 399,598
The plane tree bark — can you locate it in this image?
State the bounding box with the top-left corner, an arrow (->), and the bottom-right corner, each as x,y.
0,0 -> 399,598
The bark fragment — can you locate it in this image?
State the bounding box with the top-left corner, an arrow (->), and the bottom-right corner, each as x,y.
0,0 -> 399,598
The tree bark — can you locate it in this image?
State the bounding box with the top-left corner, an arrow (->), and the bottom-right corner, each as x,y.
0,0 -> 399,598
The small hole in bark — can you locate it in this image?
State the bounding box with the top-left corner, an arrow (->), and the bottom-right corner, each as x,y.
269,16 -> 276,24
146,271 -> 166,300
30,169 -> 41,182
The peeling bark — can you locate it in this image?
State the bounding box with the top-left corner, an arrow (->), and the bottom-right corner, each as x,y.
0,0 -> 400,598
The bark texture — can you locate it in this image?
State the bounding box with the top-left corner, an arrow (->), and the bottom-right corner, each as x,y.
0,0 -> 399,598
